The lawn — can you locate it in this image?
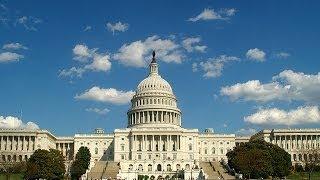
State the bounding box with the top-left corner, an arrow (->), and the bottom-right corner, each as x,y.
0,174 -> 23,180
287,172 -> 320,180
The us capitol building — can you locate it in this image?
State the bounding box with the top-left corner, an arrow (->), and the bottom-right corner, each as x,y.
1,52 -> 320,179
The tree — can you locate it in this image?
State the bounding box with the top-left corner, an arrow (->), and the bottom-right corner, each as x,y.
298,147 -> 320,180
227,140 -> 291,179
49,149 -> 66,179
25,149 -> 65,180
0,162 -> 26,180
70,146 -> 91,180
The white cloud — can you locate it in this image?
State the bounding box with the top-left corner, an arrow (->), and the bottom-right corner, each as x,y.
198,55 -> 240,78
0,52 -> 24,63
2,43 -> 28,50
221,80 -> 288,102
244,106 -> 320,126
236,128 -> 257,136
59,67 -> 85,78
182,37 -> 207,53
75,86 -> 135,105
276,52 -> 290,59
16,16 -> 42,31
0,115 -> 39,130
246,48 -> 266,62
113,35 -> 183,67
107,21 -> 129,34
83,25 -> 92,32
84,53 -> 111,72
221,70 -> 320,103
188,8 -> 237,22
59,44 -> 111,78
192,62 -> 198,72
221,8 -> 237,16
85,107 -> 110,115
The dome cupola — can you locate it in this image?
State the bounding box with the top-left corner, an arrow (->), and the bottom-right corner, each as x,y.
127,51 -> 181,128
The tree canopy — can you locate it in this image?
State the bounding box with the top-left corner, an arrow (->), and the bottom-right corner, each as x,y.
227,140 -> 291,179
25,149 -> 65,180
70,146 -> 91,180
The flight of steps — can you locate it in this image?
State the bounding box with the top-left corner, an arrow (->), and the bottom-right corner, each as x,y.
211,161 -> 235,180
101,161 -> 120,179
199,162 -> 221,180
87,161 -> 119,180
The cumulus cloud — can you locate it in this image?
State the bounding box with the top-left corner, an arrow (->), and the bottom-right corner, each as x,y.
182,37 -> 207,53
244,106 -> 320,126
16,16 -> 42,31
236,128 -> 257,136
276,52 -> 290,59
0,52 -> 24,63
106,21 -> 129,34
2,42 -> 28,50
113,35 -> 184,67
188,8 -> 237,22
0,116 -> 39,130
75,86 -> 135,105
59,44 -> 111,78
85,107 -> 110,115
221,70 -> 320,103
246,48 -> 266,62
197,55 -> 240,78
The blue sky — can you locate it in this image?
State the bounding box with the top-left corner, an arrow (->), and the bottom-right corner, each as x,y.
1,0 -> 320,136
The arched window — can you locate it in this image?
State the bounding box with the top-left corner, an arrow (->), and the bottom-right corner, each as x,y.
220,148 -> 224,154
95,147 -> 98,154
189,144 -> 192,151
157,164 -> 162,171
176,164 -> 181,171
148,164 -> 152,171
138,164 -> 143,171
129,164 -> 133,171
185,164 -> 190,170
212,148 -> 215,154
167,164 -> 171,171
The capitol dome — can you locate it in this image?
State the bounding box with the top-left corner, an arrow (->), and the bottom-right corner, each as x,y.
136,73 -> 173,94
127,51 -> 181,128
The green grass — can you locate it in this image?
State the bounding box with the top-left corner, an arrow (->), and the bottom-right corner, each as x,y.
287,172 -> 320,180
0,174 -> 23,180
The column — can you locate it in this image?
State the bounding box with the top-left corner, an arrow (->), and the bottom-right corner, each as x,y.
160,135 -> 162,151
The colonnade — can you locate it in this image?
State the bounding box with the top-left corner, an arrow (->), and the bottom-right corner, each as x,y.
272,134 -> 320,150
0,135 -> 35,151
56,142 -> 74,160
128,111 -> 181,126
131,135 -> 181,152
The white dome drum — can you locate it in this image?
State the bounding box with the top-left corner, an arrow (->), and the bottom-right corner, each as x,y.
127,51 -> 182,128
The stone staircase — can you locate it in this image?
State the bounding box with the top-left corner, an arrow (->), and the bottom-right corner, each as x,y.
87,161 -> 119,180
199,162 -> 221,179
211,161 -> 235,180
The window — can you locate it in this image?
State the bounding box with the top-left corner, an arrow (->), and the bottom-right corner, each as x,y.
129,164 -> 133,171
189,137 -> 192,140
220,148 -> 224,154
220,141 -> 223,145
205,149 -> 207,154
148,164 -> 152,171
212,148 -> 215,154
138,164 -> 143,171
95,147 -> 98,154
189,154 -> 193,160
121,145 -> 124,151
188,144 -> 192,151
121,155 -> 125,160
